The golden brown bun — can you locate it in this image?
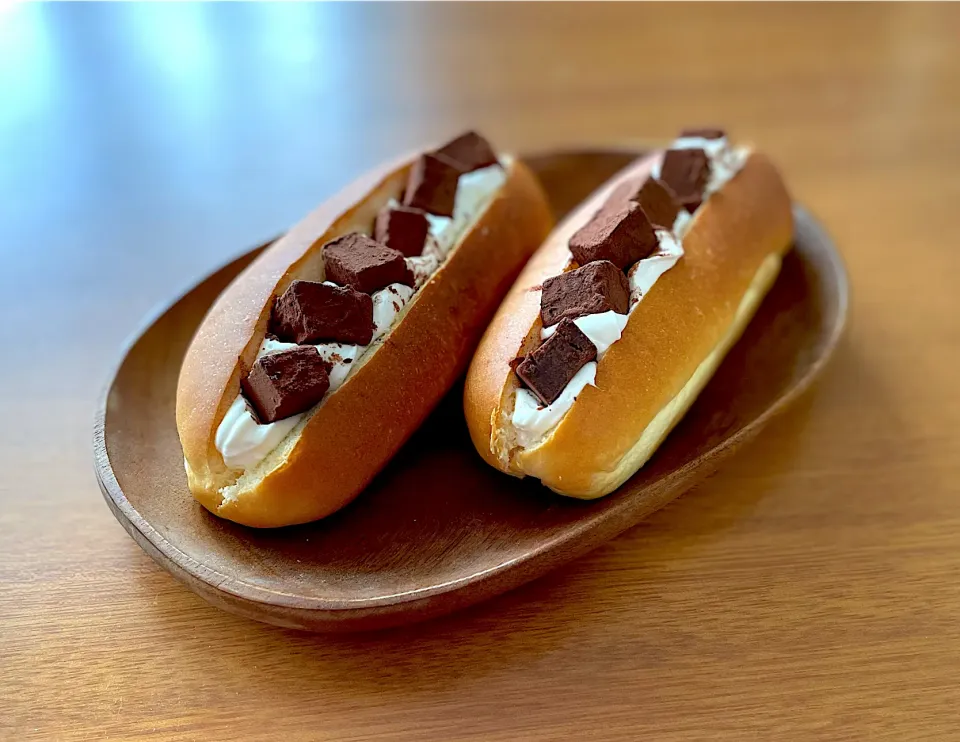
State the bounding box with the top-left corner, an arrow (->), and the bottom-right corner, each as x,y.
176,155 -> 553,527
464,150 -> 793,498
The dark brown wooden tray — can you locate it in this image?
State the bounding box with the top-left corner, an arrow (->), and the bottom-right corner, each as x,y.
94,148 -> 848,632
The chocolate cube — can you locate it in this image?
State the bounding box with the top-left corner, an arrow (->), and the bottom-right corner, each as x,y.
635,177 -> 680,229
568,201 -> 659,270
403,153 -> 461,217
241,347 -> 331,424
605,178 -> 642,210
540,260 -> 630,327
323,232 -> 414,294
375,204 -> 429,257
433,131 -> 499,173
271,280 -> 374,345
515,319 -> 597,406
606,177 -> 679,229
680,127 -> 726,140
660,148 -> 710,213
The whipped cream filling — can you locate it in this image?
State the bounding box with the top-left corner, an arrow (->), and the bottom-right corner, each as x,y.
513,362 -> 597,449
215,395 -> 303,471
537,228 -> 683,356
509,132 -> 747,450
406,253 -> 441,288
216,160 -> 507,472
512,229 -> 685,446
628,229 -> 683,300
424,164 -> 506,255
540,310 -> 629,356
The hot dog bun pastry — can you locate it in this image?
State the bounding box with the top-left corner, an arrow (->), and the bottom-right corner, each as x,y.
464,129 -> 793,498
177,132 -> 553,527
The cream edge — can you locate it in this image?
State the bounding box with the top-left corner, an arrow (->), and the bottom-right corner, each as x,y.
510,138 -> 750,450
214,161 -> 509,472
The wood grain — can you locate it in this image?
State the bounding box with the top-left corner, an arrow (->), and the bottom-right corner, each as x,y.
3,3 -> 960,739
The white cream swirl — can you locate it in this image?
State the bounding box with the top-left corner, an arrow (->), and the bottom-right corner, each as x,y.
512,362 -> 597,449
405,253 -> 441,288
541,311 -> 629,357
215,396 -> 303,471
371,283 -> 415,341
628,229 -> 683,301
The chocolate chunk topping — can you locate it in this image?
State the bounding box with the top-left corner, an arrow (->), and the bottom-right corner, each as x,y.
660,148 -> 710,213
634,177 -> 680,229
241,347 -> 331,424
433,131 -> 499,173
403,153 -> 461,217
323,232 -> 414,294
606,177 -> 679,229
515,319 -> 597,406
374,204 -> 429,257
271,280 -> 374,346
540,260 -> 630,328
568,201 -> 659,269
605,178 -> 642,210
680,127 -> 726,140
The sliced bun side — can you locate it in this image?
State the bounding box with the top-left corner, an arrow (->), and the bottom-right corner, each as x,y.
180,157 -> 552,527
177,153 -> 411,507
463,156 -> 656,475
561,250 -> 781,496
465,151 -> 794,498
522,251 -> 783,497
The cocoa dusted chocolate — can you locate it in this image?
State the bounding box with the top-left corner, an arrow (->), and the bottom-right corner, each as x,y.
374,204 -> 429,257
403,153 -> 461,217
515,319 -> 597,406
433,131 -> 499,173
607,177 -> 679,229
605,178 -> 642,210
680,127 -> 726,139
271,280 -> 374,345
568,201 -> 659,270
323,232 -> 414,294
660,148 -> 710,213
241,347 -> 331,424
540,260 -> 630,327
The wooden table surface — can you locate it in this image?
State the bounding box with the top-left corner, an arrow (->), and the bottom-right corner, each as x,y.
3,3 -> 959,739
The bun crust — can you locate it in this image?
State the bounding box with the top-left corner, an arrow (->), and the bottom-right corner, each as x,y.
464,151 -> 793,498
177,156 -> 553,527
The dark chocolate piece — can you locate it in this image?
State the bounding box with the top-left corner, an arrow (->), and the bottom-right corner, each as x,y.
241,347 -> 331,424
540,261 -> 630,327
605,177 -> 679,229
433,131 -> 499,173
634,177 -> 679,229
374,205 -> 429,257
271,280 -> 374,345
568,202 -> 659,269
604,178 -> 642,211
680,127 -> 726,140
515,319 -> 597,406
660,148 -> 710,213
323,232 -> 414,294
403,153 -> 461,217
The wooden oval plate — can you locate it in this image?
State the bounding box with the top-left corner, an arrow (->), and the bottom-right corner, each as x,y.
95,148 -> 848,632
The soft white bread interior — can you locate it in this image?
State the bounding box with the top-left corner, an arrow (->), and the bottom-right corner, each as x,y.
177,155 -> 553,527
463,150 -> 793,498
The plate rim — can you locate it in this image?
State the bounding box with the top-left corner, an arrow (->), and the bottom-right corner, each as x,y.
93,150 -> 849,626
